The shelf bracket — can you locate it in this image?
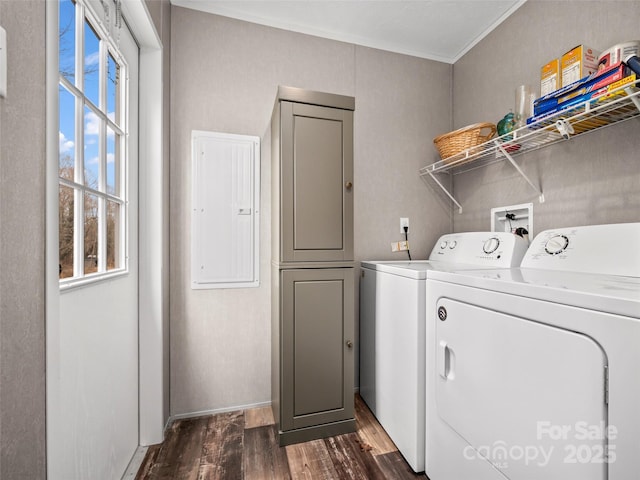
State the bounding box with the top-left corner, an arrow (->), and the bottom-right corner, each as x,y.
426,170 -> 463,214
494,140 -> 545,204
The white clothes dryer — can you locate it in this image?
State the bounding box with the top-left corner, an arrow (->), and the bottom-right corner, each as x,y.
360,232 -> 528,472
425,223 -> 640,480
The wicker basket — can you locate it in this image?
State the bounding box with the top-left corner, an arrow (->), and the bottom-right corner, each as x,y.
433,123 -> 497,163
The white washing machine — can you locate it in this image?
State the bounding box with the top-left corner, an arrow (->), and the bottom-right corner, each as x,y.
425,223 -> 640,480
360,232 -> 528,472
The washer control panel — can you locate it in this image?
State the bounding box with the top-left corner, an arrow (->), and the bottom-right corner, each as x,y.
439,239 -> 459,250
521,223 -> 640,276
429,232 -> 528,267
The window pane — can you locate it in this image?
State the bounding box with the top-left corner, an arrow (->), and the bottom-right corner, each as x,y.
84,105 -> 100,189
107,53 -> 120,123
84,193 -> 99,274
84,20 -> 100,107
106,128 -> 119,195
59,185 -> 75,279
59,0 -> 76,82
59,85 -> 75,180
58,0 -> 128,284
107,201 -> 120,271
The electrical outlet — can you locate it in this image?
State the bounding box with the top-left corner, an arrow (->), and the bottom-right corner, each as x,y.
400,217 -> 409,234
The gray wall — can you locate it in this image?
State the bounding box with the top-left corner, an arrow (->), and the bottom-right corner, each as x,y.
0,1 -> 47,479
170,7 -> 452,415
451,0 -> 640,233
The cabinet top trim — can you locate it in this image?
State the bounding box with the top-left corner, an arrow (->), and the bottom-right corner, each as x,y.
277,86 -> 355,111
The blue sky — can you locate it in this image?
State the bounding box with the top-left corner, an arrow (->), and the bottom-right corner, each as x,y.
59,0 -> 118,195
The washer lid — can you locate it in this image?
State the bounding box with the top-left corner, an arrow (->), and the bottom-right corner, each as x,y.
360,260 -> 433,279
428,267 -> 640,318
360,260 -> 506,279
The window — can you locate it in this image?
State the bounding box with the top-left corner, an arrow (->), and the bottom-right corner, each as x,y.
58,0 -> 127,283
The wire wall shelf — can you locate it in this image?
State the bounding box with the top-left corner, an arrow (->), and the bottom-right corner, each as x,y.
420,79 -> 640,213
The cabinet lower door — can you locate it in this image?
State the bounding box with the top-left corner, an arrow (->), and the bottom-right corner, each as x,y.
281,268 -> 354,431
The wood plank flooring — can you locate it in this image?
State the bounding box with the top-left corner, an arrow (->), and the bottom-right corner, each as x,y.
136,395 -> 428,479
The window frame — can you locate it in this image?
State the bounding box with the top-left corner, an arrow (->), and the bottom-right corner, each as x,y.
58,0 -> 130,289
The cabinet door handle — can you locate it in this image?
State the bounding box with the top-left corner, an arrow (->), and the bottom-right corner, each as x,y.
346,340 -> 353,348
345,181 -> 353,190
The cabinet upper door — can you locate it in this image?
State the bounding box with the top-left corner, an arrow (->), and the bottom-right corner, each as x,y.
281,101 -> 354,262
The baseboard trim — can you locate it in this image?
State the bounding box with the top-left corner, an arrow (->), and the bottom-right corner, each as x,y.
169,400 -> 272,423
121,445 -> 149,479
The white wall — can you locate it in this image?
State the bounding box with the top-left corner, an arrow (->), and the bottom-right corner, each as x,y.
170,7 -> 452,415
144,0 -> 172,432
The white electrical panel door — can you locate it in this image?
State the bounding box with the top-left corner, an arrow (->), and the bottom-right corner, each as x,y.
191,131 -> 260,289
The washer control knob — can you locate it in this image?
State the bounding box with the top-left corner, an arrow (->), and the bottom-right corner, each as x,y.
483,237 -> 500,254
545,235 -> 569,255
449,240 -> 457,249
440,241 -> 448,249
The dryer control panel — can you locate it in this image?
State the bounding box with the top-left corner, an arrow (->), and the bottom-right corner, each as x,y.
429,232 -> 528,267
521,223 -> 640,277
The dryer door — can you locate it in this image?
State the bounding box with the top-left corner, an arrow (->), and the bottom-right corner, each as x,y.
436,298 -> 608,480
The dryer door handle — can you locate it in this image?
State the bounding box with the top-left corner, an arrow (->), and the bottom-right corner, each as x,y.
438,341 -> 453,379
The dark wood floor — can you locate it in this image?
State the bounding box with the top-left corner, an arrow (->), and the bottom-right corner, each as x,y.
136,395 -> 428,479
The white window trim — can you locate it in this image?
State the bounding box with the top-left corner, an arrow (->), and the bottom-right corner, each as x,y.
46,0 -> 166,462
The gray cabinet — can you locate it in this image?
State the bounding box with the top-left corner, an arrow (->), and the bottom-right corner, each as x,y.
280,268 -> 355,429
271,86 -> 356,445
280,102 -> 354,262
272,88 -> 354,264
